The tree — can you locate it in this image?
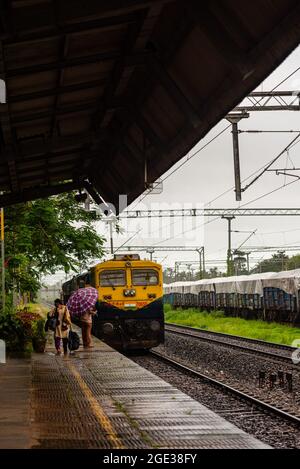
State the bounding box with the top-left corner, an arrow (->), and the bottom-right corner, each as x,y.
4,192 -> 105,298
287,254 -> 300,271
163,268 -> 176,284
206,267 -> 225,279
252,251 -> 289,274
233,251 -> 248,276
163,266 -> 225,283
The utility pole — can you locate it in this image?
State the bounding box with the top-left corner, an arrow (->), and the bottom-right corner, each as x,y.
175,262 -> 181,282
226,113 -> 249,202
1,208 -> 4,313
246,252 -> 251,274
107,215 -> 119,256
187,264 -> 192,281
196,248 -> 203,280
147,248 -> 155,261
108,219 -> 114,255
222,216 -> 235,277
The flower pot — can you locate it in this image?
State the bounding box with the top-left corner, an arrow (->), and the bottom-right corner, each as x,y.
32,338 -> 47,353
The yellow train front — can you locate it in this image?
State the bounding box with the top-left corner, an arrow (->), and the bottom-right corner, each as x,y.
63,254 -> 164,351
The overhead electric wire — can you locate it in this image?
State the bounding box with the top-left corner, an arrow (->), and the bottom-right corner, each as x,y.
269,66 -> 300,92
128,65 -> 300,212
150,148 -> 300,245
160,124 -> 232,184
259,227 -> 300,235
152,178 -> 300,247
236,230 -> 257,252
240,178 -> 300,207
128,123 -> 232,211
242,132 -> 300,192
123,66 -> 300,248
136,144 -> 289,241
113,228 -> 143,254
240,130 -> 300,134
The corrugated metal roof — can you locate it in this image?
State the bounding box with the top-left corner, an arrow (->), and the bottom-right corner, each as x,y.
0,0 -> 299,207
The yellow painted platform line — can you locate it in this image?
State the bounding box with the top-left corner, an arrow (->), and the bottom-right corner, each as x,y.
66,361 -> 124,449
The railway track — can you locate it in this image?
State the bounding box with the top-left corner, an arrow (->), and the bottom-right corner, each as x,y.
149,350 -> 300,427
165,323 -> 299,365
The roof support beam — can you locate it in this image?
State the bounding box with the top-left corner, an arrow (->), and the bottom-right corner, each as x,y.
83,180 -> 103,205
0,181 -> 81,207
9,100 -> 122,124
2,12 -> 138,44
132,108 -> 166,151
149,55 -> 202,128
50,34 -> 69,138
9,79 -> 107,104
17,133 -> 105,158
5,50 -> 150,78
192,2 -> 255,79
95,4 -> 162,130
207,1 -> 253,46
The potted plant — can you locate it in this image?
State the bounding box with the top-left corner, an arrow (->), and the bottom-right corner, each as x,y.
32,318 -> 47,353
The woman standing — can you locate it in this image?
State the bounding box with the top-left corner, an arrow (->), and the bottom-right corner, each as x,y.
51,299 -> 72,355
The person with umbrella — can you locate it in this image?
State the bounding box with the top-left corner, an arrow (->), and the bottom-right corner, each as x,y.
67,287 -> 98,349
80,305 -> 97,348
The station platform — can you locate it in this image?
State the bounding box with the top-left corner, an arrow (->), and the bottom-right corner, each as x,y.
0,329 -> 269,449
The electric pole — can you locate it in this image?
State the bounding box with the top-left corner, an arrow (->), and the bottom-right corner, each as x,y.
147,248 -> 155,261
109,221 -> 114,255
246,252 -> 251,274
222,216 -> 235,277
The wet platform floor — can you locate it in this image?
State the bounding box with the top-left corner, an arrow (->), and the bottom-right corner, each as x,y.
0,329 -> 269,449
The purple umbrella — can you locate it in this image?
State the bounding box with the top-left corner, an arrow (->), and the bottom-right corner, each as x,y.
67,287 -> 98,317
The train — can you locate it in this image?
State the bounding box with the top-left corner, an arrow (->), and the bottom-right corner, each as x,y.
163,269 -> 300,325
62,254 -> 164,351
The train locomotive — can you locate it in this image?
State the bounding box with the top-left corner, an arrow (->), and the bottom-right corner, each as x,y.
62,254 -> 164,351
164,269 -> 300,325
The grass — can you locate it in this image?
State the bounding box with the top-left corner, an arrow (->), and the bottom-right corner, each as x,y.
164,305 -> 300,346
23,303 -> 48,318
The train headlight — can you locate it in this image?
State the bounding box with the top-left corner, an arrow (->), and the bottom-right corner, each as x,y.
123,289 -> 136,297
150,320 -> 160,332
102,323 -> 114,335
148,293 -> 157,299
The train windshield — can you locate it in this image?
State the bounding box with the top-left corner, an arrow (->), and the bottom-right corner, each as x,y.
99,270 -> 126,287
132,269 -> 159,286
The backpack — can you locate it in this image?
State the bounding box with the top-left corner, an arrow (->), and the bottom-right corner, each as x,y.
68,330 -> 80,351
45,311 -> 58,332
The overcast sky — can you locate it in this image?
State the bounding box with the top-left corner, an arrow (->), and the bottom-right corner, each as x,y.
45,45 -> 300,285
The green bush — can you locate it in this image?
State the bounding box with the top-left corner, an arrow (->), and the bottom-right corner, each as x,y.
0,301 -> 46,354
32,318 -> 46,341
0,312 -> 27,352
